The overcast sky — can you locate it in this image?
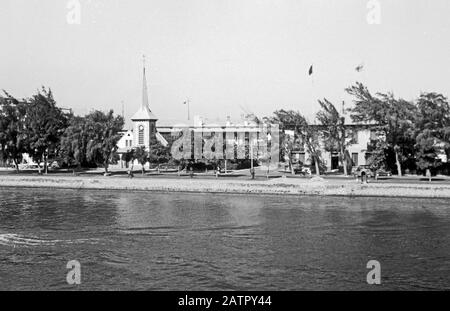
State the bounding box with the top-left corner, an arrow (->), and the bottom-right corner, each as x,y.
1,0 -> 449,128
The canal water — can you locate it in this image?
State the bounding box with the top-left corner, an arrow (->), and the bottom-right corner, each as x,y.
0,188 -> 449,290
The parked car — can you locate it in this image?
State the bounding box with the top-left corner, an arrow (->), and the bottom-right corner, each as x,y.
352,165 -> 374,179
375,169 -> 392,177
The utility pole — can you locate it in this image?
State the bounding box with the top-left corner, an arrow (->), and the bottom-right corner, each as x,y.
250,142 -> 254,170
250,140 -> 255,180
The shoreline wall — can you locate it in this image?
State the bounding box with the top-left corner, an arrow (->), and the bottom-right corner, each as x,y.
1,176 -> 450,199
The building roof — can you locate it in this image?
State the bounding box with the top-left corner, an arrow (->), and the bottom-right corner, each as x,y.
131,105 -> 158,121
157,115 -> 259,128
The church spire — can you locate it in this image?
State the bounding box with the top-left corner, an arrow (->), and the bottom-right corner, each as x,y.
131,55 -> 158,121
142,55 -> 149,110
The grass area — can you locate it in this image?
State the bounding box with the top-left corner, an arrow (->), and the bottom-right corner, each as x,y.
1,167 -> 450,184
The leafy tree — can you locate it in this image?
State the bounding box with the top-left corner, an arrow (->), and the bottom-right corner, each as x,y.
268,109 -> 323,175
414,93 -> 450,173
365,139 -> 388,171
346,82 -> 416,176
415,130 -> 441,173
24,87 -> 68,174
134,146 -> 149,175
60,115 -> 90,169
0,93 -> 27,171
302,123 -> 323,176
85,110 -> 124,174
149,140 -> 171,167
265,110 -> 301,174
316,98 -> 352,175
123,149 -> 135,168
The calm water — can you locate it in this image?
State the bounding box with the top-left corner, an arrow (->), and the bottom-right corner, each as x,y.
0,187 -> 449,290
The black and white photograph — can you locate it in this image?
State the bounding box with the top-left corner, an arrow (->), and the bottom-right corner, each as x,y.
0,0 -> 449,299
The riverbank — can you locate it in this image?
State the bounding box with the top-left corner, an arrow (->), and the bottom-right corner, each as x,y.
1,175 -> 450,198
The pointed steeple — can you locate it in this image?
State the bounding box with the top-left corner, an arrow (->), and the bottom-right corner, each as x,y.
141,63 -> 148,109
142,56 -> 149,110
132,55 -> 158,121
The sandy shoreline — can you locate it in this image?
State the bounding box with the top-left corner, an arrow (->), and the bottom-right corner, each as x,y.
1,175 -> 450,199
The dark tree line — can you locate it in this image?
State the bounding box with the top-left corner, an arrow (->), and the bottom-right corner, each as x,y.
266,82 -> 449,176
123,143 -> 172,175
2,83 -> 449,176
0,88 -> 125,174
346,83 -> 449,175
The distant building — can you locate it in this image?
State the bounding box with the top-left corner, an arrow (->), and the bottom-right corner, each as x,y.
286,124 -> 373,171
117,64 -> 375,171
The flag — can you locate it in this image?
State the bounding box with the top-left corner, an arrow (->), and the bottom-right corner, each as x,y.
308,65 -> 313,76
355,63 -> 364,72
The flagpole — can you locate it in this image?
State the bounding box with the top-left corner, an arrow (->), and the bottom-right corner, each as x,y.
184,99 -> 191,121
310,64 -> 315,113
187,99 -> 190,121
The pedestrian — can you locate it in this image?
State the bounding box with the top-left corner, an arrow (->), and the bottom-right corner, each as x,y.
426,169 -> 431,182
128,167 -> 134,179
361,172 -> 367,184
216,164 -> 221,178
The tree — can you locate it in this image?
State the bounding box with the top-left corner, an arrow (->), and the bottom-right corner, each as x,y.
149,140 -> 172,167
266,110 -> 301,174
123,149 -> 135,170
302,122 -> 323,176
346,82 -> 416,176
365,139 -> 388,171
316,98 -> 352,175
24,87 -> 68,174
85,110 -> 124,174
415,130 -> 441,173
268,109 -> 323,175
134,146 -> 149,175
60,115 -> 90,169
414,93 -> 450,173
0,93 -> 27,172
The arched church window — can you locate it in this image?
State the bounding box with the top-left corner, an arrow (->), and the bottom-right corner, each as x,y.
138,125 -> 144,145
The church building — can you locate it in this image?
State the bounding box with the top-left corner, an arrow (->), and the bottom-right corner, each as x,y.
116,62 -> 168,167
130,64 -> 158,149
